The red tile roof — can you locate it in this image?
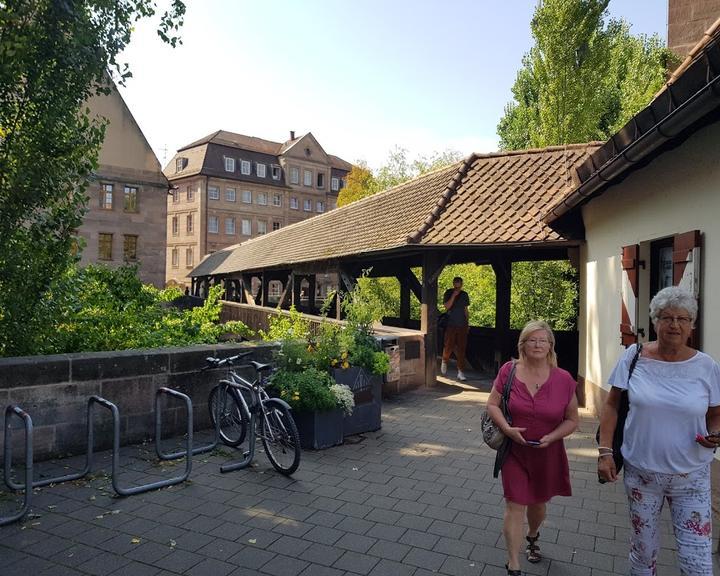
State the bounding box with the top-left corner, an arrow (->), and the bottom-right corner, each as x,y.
190,143 -> 600,277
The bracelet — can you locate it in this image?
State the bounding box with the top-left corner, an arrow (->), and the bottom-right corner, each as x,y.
598,453 -> 614,459
598,446 -> 613,452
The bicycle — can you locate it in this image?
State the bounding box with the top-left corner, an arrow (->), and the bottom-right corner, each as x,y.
205,354 -> 301,476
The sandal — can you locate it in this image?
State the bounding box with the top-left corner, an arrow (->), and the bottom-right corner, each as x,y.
526,533 -> 541,563
505,564 -> 522,575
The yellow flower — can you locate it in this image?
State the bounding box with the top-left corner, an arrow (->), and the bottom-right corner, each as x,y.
342,361 -> 350,369
341,352 -> 348,360
331,359 -> 338,366
307,345 -> 313,352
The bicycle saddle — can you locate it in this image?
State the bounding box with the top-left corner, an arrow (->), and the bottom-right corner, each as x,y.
250,361 -> 273,372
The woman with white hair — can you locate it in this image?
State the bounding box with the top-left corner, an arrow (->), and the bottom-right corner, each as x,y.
487,320 -> 579,576
598,286 -> 720,575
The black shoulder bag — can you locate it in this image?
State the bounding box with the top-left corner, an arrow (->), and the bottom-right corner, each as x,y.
492,361 -> 517,478
596,343 -> 642,482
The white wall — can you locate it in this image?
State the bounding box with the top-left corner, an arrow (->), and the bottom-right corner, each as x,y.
579,119 -> 720,398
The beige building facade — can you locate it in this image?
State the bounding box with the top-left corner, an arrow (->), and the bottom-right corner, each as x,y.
78,86 -> 168,287
165,131 -> 351,288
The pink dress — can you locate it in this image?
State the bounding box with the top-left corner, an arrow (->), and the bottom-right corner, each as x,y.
493,361 -> 577,505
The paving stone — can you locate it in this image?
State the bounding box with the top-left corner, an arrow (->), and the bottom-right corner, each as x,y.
228,546 -> 276,570
333,550 -> 380,575
260,553 -> 309,576
153,549 -> 204,573
403,547 -> 446,571
367,539 -> 411,562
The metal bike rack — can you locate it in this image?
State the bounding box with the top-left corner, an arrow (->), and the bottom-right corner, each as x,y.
219,381 -> 256,474
91,390 -> 193,497
155,392 -> 219,462
4,397 -> 99,491
1,406 -> 33,526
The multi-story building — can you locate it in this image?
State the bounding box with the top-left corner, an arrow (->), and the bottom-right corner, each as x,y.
78,86 -> 169,287
164,130 -> 351,288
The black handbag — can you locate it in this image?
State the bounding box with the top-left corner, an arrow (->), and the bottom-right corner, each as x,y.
596,343 -> 642,482
492,361 -> 517,478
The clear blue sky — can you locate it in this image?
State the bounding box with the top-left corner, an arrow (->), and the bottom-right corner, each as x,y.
119,0 -> 668,169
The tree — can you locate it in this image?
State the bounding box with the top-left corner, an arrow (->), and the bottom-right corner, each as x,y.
497,0 -> 673,149
337,147 -> 462,207
0,1 -> 185,356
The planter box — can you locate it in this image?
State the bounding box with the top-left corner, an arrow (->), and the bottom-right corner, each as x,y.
293,408 -> 344,450
333,367 -> 382,436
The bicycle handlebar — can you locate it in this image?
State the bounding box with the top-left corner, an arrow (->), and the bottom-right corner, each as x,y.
203,351 -> 253,370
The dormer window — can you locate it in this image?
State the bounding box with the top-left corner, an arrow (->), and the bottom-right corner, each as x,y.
224,157 -> 235,172
175,157 -> 188,173
256,163 -> 266,178
241,160 -> 251,175
271,165 -> 281,180
331,177 -> 339,191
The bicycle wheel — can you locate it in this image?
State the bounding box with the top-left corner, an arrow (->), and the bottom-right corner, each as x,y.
261,402 -> 301,476
208,385 -> 247,447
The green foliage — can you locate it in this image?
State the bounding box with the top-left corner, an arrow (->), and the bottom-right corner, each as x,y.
510,261 -> 579,330
0,1 -> 185,357
337,147 -> 462,207
269,368 -> 338,413
260,306 -> 310,342
497,0 -> 675,149
7,265 -> 251,356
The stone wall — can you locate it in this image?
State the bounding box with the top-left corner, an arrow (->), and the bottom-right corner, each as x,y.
0,343 -> 274,462
668,0 -> 720,59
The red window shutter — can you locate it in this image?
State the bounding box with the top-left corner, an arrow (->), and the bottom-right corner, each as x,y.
620,244 -> 640,348
673,230 -> 702,348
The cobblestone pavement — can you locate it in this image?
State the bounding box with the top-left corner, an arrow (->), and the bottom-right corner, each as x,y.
1,381 -> 718,576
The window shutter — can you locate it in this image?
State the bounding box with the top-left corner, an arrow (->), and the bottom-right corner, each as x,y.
620,244 -> 640,347
673,230 -> 702,348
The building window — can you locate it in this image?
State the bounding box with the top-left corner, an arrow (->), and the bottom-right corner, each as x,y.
241,160 -> 251,175
98,233 -> 113,261
242,190 -> 252,203
225,217 -> 235,235
123,235 -> 138,261
186,214 -> 193,234
317,173 -> 325,188
331,177 -> 340,191
172,216 -> 178,236
257,192 -> 267,206
186,247 -> 193,267
303,199 -> 312,212
208,186 -> 219,200
290,197 -> 299,210
290,167 -> 300,184
226,188 -> 236,202
273,193 -> 282,207
171,188 -> 179,203
171,248 -> 179,268
271,165 -> 281,180
100,184 -> 113,209
257,221 -> 267,235
175,157 -> 186,173
209,216 -> 219,234
256,163 -> 266,178
303,170 -> 312,187
316,201 -> 325,213
241,219 -> 251,235
224,157 -> 235,172
186,186 -> 194,202
272,222 -> 281,231
124,186 -> 138,212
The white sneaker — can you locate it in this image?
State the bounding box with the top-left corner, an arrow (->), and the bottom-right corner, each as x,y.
457,371 -> 467,381
440,361 -> 447,375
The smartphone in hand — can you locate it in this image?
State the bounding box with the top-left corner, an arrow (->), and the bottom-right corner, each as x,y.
526,440 -> 541,446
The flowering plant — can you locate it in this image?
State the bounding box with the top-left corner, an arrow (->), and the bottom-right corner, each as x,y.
330,383 -> 355,416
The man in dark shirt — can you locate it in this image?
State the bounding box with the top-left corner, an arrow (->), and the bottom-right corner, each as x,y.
441,276 -> 470,381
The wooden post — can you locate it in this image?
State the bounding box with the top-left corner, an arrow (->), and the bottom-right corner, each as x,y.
492,259 -> 512,369
399,275 -> 411,327
279,273 -> 292,309
307,275 -> 316,314
292,274 -> 302,310
421,252 -> 443,387
261,273 -> 269,307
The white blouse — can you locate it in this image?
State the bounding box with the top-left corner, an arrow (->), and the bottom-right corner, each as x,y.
609,344 -> 720,474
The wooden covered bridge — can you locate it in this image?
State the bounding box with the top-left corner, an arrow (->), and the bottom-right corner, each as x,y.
189,143 -> 600,394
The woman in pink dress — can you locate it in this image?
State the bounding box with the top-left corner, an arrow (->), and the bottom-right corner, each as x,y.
486,320 -> 579,576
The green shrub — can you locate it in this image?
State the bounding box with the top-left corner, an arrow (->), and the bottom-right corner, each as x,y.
269,367 -> 338,413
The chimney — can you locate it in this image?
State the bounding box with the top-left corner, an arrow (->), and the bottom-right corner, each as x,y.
290,130 -> 295,141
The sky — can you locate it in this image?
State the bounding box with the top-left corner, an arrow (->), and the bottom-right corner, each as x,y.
118,0 -> 669,170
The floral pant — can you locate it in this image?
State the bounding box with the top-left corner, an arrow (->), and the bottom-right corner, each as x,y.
624,461 -> 713,575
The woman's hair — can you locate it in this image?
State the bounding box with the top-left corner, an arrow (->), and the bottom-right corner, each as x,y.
649,286 -> 698,328
517,320 -> 557,368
